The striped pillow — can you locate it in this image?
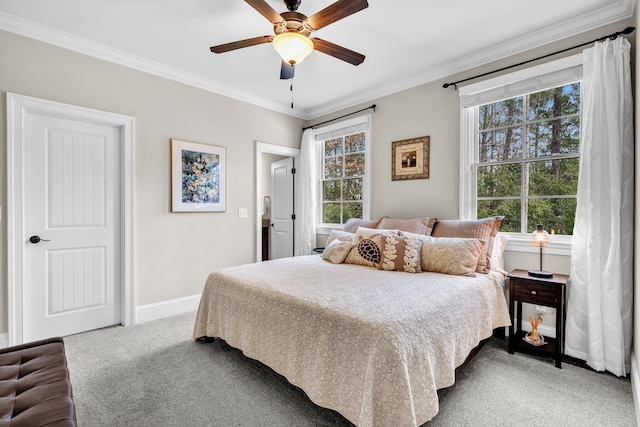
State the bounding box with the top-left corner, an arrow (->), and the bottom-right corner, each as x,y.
342,218 -> 382,233
431,216 -> 504,273
377,216 -> 437,235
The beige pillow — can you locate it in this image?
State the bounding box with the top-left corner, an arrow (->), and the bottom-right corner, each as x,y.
378,234 -> 422,273
325,229 -> 355,247
417,235 -> 485,277
342,218 -> 381,233
378,216 -> 437,235
322,239 -> 353,264
431,216 -> 503,272
345,227 -> 398,268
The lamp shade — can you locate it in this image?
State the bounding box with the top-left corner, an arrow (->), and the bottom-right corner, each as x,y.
272,32 -> 314,65
529,223 -> 553,278
531,223 -> 550,248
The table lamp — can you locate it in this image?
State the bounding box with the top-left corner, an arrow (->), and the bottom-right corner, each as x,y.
528,223 -> 553,278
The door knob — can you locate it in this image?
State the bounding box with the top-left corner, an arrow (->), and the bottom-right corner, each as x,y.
29,236 -> 51,244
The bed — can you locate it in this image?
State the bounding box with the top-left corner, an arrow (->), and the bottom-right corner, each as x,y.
193,218 -> 511,426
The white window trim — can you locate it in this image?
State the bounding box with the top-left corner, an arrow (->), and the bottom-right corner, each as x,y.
315,114 -> 372,232
459,54 -> 583,256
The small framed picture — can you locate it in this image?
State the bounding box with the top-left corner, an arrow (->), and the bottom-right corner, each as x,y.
391,136 -> 430,181
171,139 -> 226,212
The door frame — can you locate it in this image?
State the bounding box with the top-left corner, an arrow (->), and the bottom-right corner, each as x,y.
255,141 -> 299,263
6,93 -> 136,345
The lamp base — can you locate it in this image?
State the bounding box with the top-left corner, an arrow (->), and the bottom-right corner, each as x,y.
528,269 -> 553,279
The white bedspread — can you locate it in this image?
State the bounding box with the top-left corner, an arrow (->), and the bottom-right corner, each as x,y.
193,255 -> 511,426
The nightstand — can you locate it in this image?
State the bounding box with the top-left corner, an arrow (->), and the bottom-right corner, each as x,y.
507,269 -> 569,368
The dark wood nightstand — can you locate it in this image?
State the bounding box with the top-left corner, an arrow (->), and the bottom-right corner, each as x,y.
507,269 -> 569,368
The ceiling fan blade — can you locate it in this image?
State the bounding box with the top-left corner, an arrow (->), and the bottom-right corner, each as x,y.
245,0 -> 284,24
210,36 -> 273,53
311,38 -> 365,66
306,0 -> 368,31
280,60 -> 296,80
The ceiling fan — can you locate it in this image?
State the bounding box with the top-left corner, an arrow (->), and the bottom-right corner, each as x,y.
210,0 -> 368,80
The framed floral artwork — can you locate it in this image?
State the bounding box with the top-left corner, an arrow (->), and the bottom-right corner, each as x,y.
171,139 -> 226,212
391,136 -> 430,181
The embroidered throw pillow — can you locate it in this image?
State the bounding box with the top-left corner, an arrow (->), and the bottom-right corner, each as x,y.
345,227 -> 398,268
418,235 -> 485,277
431,216 -> 503,273
322,239 -> 353,264
378,234 -> 423,273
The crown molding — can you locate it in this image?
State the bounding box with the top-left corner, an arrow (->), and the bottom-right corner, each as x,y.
1,0 -> 634,121
0,12 -> 308,119
302,0 -> 635,118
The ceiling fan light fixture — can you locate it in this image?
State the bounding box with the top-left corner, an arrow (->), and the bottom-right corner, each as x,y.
272,32 -> 313,65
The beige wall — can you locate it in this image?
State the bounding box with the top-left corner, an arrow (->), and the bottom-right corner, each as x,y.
308,20 -> 633,225
1,17 -> 636,341
308,19 -> 633,332
0,30 -> 304,334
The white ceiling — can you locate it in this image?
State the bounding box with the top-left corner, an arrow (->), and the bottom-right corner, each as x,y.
0,0 -> 634,119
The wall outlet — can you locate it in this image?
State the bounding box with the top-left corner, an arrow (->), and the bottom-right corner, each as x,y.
535,305 -> 547,313
238,208 -> 248,219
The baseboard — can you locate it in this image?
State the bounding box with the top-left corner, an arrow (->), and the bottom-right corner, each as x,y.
135,294 -> 201,324
0,296 -> 202,348
631,352 -> 640,427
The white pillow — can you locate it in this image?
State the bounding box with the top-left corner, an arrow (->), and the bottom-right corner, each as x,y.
325,229 -> 355,247
322,239 -> 352,264
490,233 -> 509,274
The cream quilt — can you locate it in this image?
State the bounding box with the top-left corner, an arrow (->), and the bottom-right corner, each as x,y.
193,255 -> 511,426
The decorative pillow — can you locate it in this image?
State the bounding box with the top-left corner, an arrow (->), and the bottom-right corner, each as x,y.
342,218 -> 382,233
378,234 -> 423,273
345,227 -> 398,268
325,229 -> 355,247
322,239 -> 353,264
378,216 -> 437,235
490,233 -> 509,274
416,235 -> 485,277
431,216 -> 504,273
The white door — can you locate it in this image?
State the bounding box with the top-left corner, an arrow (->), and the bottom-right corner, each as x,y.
270,158 -> 294,259
21,111 -> 122,342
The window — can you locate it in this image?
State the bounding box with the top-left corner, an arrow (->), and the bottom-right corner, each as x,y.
460,55 -> 583,244
476,83 -> 581,234
316,115 -> 371,226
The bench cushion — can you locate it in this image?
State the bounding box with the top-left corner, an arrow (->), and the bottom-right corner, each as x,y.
0,337 -> 76,426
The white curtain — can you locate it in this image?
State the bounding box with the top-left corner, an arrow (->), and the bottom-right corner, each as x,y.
294,128 -> 317,256
565,37 -> 634,376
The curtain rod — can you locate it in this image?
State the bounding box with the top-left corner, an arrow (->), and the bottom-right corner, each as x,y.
443,26 -> 635,90
303,104 -> 377,131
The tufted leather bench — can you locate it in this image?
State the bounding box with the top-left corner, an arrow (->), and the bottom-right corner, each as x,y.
0,337 -> 76,426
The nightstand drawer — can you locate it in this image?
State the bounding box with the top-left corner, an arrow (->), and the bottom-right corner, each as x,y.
512,280 -> 558,305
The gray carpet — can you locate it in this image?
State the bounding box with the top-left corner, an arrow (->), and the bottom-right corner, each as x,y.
63,312 -> 636,426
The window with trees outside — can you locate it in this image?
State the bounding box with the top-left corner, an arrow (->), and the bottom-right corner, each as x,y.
460,56 -> 583,243
477,83 -> 580,234
321,131 -> 366,224
316,114 -> 371,226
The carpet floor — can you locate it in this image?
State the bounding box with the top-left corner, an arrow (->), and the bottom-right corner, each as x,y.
63,312 -> 636,426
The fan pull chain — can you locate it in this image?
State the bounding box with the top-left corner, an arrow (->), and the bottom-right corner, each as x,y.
290,79 -> 294,109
